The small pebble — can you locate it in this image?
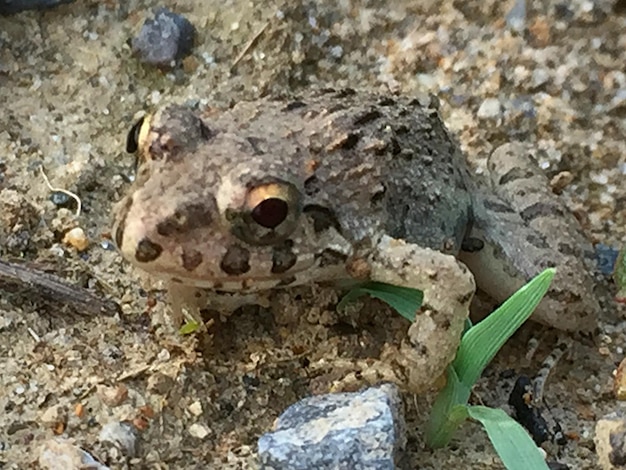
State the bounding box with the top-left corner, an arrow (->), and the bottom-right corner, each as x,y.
615,358 -> 626,400
131,7 -> 195,69
188,400 -> 203,416
49,191 -> 76,210
98,421 -> 137,457
146,372 -> 175,395
40,404 -> 68,427
477,97 -> 502,119
549,171 -> 574,194
595,244 -> 619,276
188,423 -> 211,439
97,384 -> 129,408
63,227 -> 89,252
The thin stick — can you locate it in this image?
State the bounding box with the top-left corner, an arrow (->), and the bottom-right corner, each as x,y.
231,22 -> 270,69
0,259 -> 119,317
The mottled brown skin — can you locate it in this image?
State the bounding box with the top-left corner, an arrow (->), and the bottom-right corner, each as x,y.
112,88 -> 599,391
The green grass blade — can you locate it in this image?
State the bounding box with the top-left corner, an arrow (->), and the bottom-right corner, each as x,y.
466,406 -> 550,470
425,367 -> 472,448
338,282 -> 423,322
453,268 -> 555,386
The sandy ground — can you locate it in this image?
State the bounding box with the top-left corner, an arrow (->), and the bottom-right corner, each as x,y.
0,0 -> 625,468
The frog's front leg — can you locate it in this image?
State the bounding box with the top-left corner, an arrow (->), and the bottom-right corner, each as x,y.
365,235 -> 476,392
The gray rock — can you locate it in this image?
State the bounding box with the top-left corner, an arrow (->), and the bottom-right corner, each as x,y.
131,7 -> 195,69
506,0 -> 526,32
258,383 -> 405,470
98,421 -> 137,457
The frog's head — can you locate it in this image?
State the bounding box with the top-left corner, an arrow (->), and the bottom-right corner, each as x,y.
112,104 -> 356,292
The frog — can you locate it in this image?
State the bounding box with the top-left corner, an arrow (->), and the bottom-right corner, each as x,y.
112,88 -> 600,392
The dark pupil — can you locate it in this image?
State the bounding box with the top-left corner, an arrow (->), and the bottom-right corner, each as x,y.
126,117 -> 144,153
251,198 -> 289,229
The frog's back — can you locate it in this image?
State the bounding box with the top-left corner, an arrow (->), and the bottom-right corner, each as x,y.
217,88 -> 475,254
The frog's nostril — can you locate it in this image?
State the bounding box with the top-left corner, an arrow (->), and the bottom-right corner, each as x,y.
251,198 -> 289,228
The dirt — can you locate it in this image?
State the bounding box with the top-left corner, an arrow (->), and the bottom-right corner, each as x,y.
0,0 -> 625,468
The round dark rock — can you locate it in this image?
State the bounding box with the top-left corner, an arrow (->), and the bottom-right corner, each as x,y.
131,7 -> 196,69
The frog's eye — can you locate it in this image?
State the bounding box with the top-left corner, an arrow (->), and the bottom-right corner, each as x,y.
227,182 -> 302,245
126,117 -> 145,153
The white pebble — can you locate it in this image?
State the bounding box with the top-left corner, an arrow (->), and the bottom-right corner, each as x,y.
477,98 -> 502,119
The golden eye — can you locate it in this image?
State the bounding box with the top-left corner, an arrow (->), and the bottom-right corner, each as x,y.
227,181 -> 302,245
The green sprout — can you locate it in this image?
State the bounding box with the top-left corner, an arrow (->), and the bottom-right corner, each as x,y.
342,268 -> 556,470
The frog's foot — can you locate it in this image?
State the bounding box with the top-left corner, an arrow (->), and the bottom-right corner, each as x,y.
365,235 -> 475,393
463,142 -> 599,332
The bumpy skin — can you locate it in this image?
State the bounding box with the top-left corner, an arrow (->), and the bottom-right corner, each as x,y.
112,88 -> 599,390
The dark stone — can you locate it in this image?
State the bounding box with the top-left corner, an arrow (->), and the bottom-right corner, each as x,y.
131,7 -> 195,68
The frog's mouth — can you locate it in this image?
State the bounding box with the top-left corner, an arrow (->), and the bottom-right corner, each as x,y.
161,260 -> 351,294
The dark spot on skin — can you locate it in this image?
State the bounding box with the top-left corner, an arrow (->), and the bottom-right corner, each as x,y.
483,199 -> 514,213
339,132 -> 360,150
171,277 -> 183,283
497,168 -> 535,186
304,176 -> 321,196
353,109 -> 382,127
458,290 -> 474,305
370,186 -> 386,206
389,138 -> 401,155
157,201 -> 215,237
126,117 -> 144,153
526,233 -> 549,249
135,238 -> 163,263
114,197 -> 133,248
272,240 -> 297,274
461,237 -> 484,252
335,88 -> 356,97
327,104 -> 347,114
317,248 -> 348,267
199,122 -> 213,140
558,242 -> 579,257
220,245 -> 251,275
546,288 -> 581,304
394,124 -> 410,135
303,205 -> 342,233
246,136 -> 265,155
276,275 -> 297,287
282,101 -> 307,111
377,97 -> 396,106
182,249 -> 203,271
520,203 -> 565,223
